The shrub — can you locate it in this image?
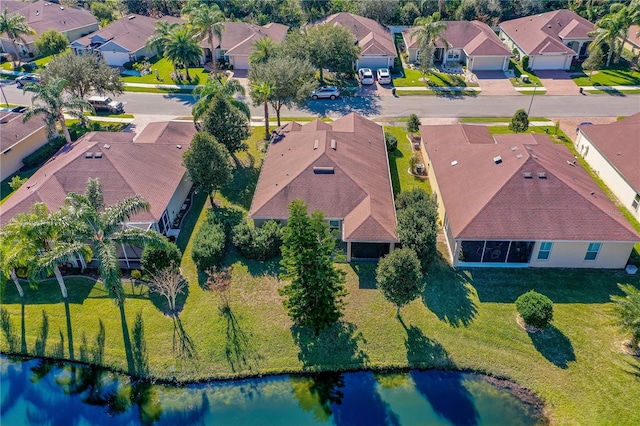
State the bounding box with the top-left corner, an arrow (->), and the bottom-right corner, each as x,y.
191,219 -> 226,272
232,219 -> 283,260
516,290 -> 554,329
130,270 -> 142,280
22,136 -> 66,168
8,175 -> 27,191
376,248 -> 423,315
141,242 -> 182,276
395,188 -> 438,269
406,114 -> 421,134
123,61 -> 134,71
509,109 -> 529,133
21,62 -> 36,72
384,131 -> 398,152
522,55 -> 529,71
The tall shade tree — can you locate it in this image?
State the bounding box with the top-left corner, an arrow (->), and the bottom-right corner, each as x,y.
162,26 -> 203,81
23,78 -> 93,144
182,132 -> 233,206
249,81 -> 274,139
279,199 -> 347,334
611,283 -> 640,351
187,4 -> 225,70
63,178 -> 168,305
0,7 -> 36,66
395,188 -> 438,269
589,5 -> 636,66
42,53 -> 124,99
201,94 -> 250,156
192,77 -> 248,123
411,14 -> 448,73
376,248 -> 424,317
145,20 -> 179,57
249,37 -> 277,65
34,29 -> 68,57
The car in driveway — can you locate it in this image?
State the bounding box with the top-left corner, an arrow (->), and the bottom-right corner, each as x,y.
358,68 -> 374,85
15,74 -> 41,87
376,68 -> 391,84
311,86 -> 340,100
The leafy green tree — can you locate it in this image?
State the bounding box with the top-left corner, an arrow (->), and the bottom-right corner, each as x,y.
141,242 -> 182,277
201,94 -> 250,156
611,283 -> 640,350
91,2 -> 115,25
509,108 -> 529,133
162,26 -> 203,81
516,290 -> 554,329
63,178 -> 168,305
186,4 -> 225,69
42,53 -> 124,99
395,188 -> 438,269
232,219 -> 283,260
376,248 -> 424,316
582,44 -> 605,79
248,55 -> 317,126
182,132 -> 232,206
356,0 -> 399,24
0,7 -> 35,66
279,199 -> 347,333
8,175 -> 27,191
34,30 -> 68,57
249,37 -> 278,65
191,219 -> 227,272
406,113 -> 421,134
192,77 -> 249,123
145,19 -> 179,57
249,81 -> 274,140
23,78 -> 92,144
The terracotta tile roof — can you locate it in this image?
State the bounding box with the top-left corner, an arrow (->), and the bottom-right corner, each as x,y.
626,25 -> 640,48
1,0 -> 97,43
198,22 -> 288,55
421,124 -> 638,242
73,14 -> 183,52
250,113 -> 397,242
578,113 -> 640,191
499,9 -> 594,55
314,12 -> 397,58
0,112 -> 46,152
403,21 -> 512,57
1,122 -> 197,225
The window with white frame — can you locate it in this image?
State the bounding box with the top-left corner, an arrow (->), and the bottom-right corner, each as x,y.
584,242 -> 601,261
537,242 -> 553,260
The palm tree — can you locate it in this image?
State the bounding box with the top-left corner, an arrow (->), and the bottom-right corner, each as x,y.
63,178 -> 168,305
250,81 -> 274,140
411,14 -> 448,71
0,7 -> 36,67
0,228 -> 32,297
145,19 -> 179,58
611,283 -> 640,351
163,26 -> 203,82
187,4 -> 225,70
249,37 -> 277,66
22,78 -> 92,144
589,6 -> 635,66
192,76 -> 249,123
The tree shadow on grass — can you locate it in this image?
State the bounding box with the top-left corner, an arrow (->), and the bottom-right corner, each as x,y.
132,312 -> 149,377
79,319 -> 106,364
220,155 -> 261,210
398,315 -> 454,369
64,300 -> 75,360
1,277 -> 95,305
350,262 -> 377,290
34,310 -> 48,357
292,321 -> 369,371
147,281 -> 190,316
172,315 -> 197,360
220,304 -> 260,372
422,253 -> 478,327
528,325 -> 576,369
0,307 -> 19,353
118,303 -> 135,375
176,190 -> 207,254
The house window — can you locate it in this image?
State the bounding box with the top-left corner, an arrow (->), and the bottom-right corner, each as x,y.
329,220 -> 340,230
632,193 -> 640,211
537,242 -> 553,260
584,242 -> 601,261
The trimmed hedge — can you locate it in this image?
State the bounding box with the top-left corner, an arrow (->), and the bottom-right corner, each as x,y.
22,136 -> 66,168
232,219 -> 283,260
191,219 -> 226,272
384,131 -> 398,152
516,290 -> 554,329
141,242 -> 182,276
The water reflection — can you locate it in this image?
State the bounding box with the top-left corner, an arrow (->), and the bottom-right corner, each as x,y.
1,356 -> 542,425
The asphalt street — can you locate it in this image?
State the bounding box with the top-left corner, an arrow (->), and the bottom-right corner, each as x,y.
2,82 -> 639,119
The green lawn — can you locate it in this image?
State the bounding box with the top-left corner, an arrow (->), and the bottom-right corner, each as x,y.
385,126 -> 431,195
123,86 -> 194,94
460,117 -> 549,123
508,60 -> 542,88
121,57 -> 208,85
572,68 -> 640,87
0,167 -> 39,204
2,124 -> 640,425
393,68 -> 475,88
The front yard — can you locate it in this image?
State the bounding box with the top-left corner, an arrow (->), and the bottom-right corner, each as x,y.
392,67 -> 474,88
571,68 -> 640,87
508,59 -> 543,88
120,56 -> 208,85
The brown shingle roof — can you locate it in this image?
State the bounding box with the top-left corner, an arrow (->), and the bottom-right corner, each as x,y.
0,122 -> 197,225
422,124 -> 638,242
578,113 -> 640,191
1,0 -> 97,43
250,113 -> 397,242
403,21 -> 512,56
0,112 -> 46,152
499,9 -> 594,55
626,25 -> 640,48
314,12 -> 396,58
198,22 -> 288,55
73,14 -> 183,52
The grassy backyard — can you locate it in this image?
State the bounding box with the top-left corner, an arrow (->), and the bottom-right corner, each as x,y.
2,125 -> 640,425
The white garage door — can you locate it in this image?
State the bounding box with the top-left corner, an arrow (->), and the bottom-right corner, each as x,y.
101,51 -> 131,67
357,56 -> 392,70
469,56 -> 505,71
531,55 -> 569,70
232,55 -> 249,70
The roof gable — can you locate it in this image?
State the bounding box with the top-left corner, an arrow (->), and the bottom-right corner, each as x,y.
314,12 -> 396,58
199,22 -> 289,55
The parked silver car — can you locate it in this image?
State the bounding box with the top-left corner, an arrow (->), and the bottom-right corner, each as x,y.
376,68 -> 392,84
15,73 -> 41,87
311,86 -> 340,100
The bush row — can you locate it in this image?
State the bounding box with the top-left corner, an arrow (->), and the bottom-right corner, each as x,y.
22,136 -> 66,168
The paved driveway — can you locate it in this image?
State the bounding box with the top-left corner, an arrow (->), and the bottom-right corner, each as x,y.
474,71 -> 518,96
536,71 -> 580,95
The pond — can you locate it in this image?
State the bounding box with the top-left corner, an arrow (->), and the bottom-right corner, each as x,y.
0,356 -> 543,425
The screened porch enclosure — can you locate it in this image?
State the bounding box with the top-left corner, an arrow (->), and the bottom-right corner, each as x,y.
458,240 -> 534,264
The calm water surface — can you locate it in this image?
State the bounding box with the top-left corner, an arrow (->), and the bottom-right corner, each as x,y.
1,356 -> 541,425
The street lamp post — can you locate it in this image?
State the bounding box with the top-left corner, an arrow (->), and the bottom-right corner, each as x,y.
527,83 -> 538,117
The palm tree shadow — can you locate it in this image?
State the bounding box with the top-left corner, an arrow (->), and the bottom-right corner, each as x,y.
64,300 -> 75,360
118,303 -> 136,374
172,315 -> 197,360
220,304 -> 260,372
34,310 -> 48,357
422,253 -> 478,327
398,315 -> 454,369
0,307 -> 19,353
79,319 -> 106,364
528,325 -> 576,369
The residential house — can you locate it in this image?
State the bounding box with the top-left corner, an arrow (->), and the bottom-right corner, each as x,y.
499,9 -> 594,70
313,12 -> 397,70
0,110 -> 48,181
623,25 -> 640,56
421,124 -> 638,268
575,114 -> 640,221
199,22 -> 288,70
0,121 -> 197,266
0,0 -> 98,59
250,113 -> 398,261
402,20 -> 512,71
70,14 -> 183,67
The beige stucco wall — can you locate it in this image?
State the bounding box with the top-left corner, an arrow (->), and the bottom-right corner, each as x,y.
165,173 -> 193,224
64,23 -> 99,43
575,131 -> 640,221
0,128 -> 49,181
529,241 -> 634,269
